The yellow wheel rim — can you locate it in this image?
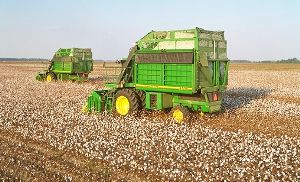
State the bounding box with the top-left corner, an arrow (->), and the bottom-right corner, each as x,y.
116,96 -> 130,116
173,109 -> 184,123
81,102 -> 88,113
46,75 -> 52,82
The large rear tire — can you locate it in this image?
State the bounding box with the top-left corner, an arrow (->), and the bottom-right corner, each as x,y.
171,105 -> 191,124
114,89 -> 139,116
135,90 -> 146,109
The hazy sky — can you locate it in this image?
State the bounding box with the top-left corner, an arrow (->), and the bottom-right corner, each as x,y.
0,0 -> 299,60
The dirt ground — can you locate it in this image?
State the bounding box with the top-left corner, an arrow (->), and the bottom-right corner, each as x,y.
0,62 -> 299,181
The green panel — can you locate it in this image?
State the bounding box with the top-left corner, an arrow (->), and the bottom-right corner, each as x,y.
64,62 -> 72,71
136,63 -> 163,85
52,61 -> 72,73
164,64 -> 192,87
52,60 -> 93,74
135,63 -> 193,94
69,61 -> 92,73
73,62 -> 83,72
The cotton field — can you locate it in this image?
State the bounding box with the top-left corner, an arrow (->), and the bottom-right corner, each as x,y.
0,62 -> 300,181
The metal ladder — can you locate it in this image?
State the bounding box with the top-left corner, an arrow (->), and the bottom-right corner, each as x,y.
116,45 -> 138,86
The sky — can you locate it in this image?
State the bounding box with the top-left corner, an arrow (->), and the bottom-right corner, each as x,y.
0,0 -> 299,61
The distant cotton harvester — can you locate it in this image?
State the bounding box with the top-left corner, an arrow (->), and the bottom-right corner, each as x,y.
36,48 -> 93,82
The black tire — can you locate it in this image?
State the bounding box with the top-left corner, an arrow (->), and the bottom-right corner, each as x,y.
135,90 -> 146,109
170,105 -> 191,124
45,72 -> 56,82
114,89 -> 139,116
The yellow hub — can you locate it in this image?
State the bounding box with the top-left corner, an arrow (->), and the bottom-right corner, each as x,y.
46,75 -> 53,82
115,96 -> 130,116
173,109 -> 184,123
199,112 -> 204,117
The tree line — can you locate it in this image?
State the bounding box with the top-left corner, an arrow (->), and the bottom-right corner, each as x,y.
232,58 -> 300,63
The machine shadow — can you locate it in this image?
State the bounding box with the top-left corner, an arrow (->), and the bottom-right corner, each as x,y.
221,87 -> 272,112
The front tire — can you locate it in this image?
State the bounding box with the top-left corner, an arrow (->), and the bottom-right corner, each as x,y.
171,105 -> 191,124
114,89 -> 139,116
46,72 -> 56,82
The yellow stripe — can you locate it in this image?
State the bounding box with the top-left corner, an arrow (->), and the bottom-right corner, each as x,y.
136,84 -> 192,91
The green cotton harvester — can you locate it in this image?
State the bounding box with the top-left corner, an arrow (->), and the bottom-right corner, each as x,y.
84,27 -> 230,123
36,48 -> 93,82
